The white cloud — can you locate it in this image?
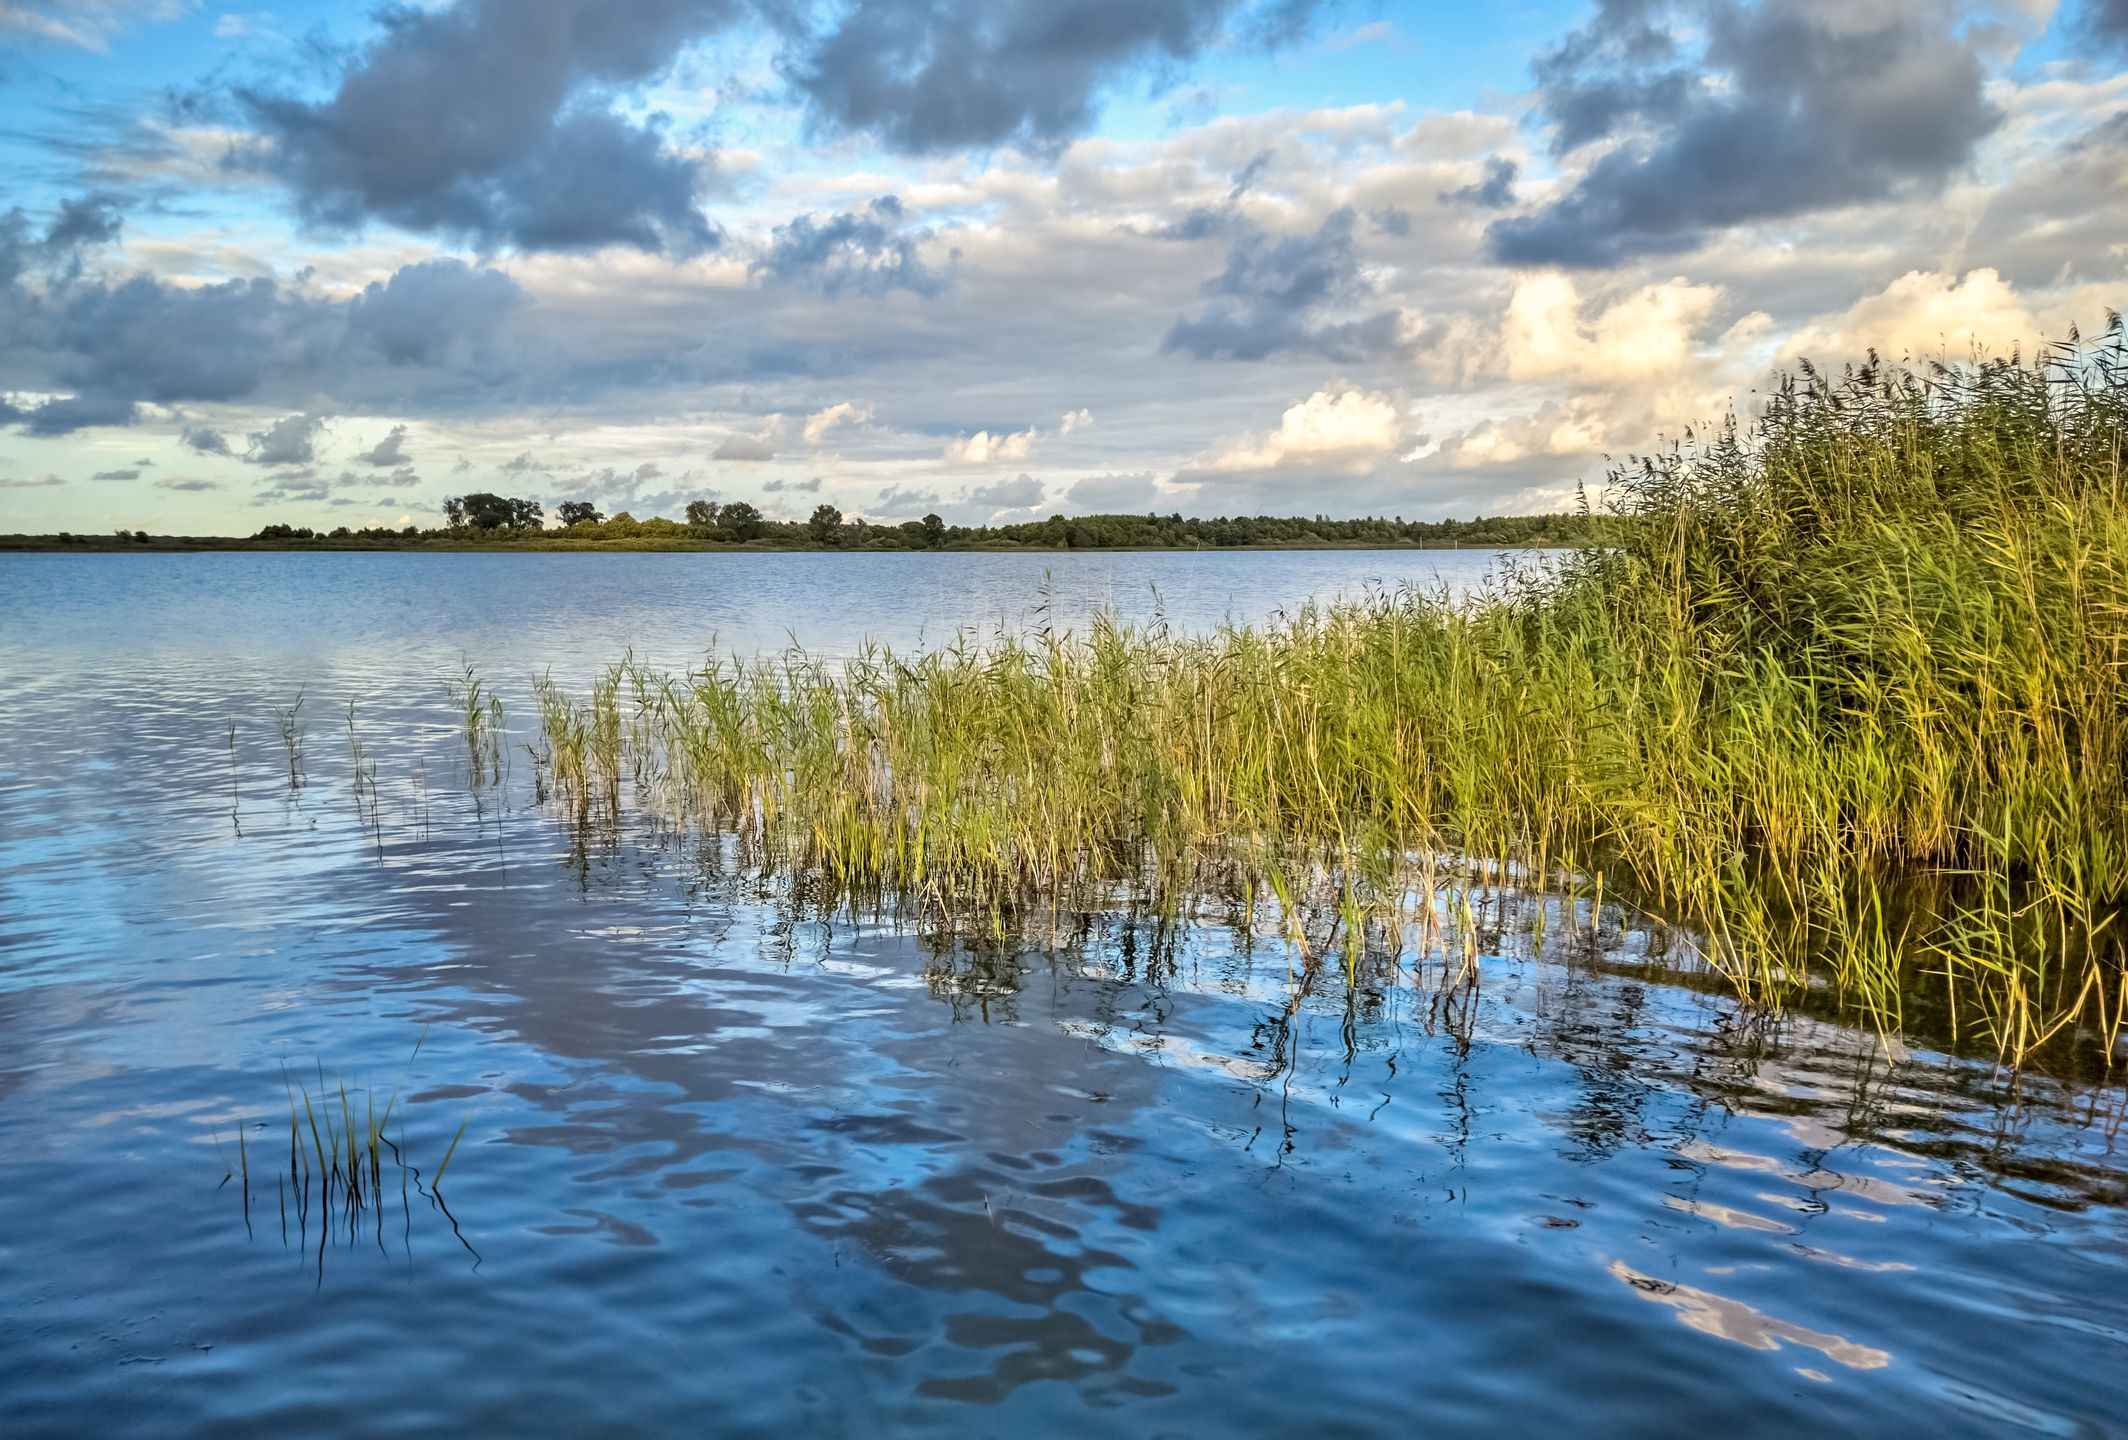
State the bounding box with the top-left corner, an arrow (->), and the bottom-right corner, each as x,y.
945,426 -> 1038,464
1779,268 -> 2040,364
802,401 -> 873,446
1180,386 -> 1409,477
1502,273 -> 1729,385
1060,407 -> 1092,434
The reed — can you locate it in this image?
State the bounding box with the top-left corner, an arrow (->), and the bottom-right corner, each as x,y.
515,330 -> 2128,1062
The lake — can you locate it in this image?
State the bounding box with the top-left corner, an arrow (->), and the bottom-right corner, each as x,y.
2,550 -> 2124,1438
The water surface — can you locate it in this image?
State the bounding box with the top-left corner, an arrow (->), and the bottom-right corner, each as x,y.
2,551 -> 2123,1438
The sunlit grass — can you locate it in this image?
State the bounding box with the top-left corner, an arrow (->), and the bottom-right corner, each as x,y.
520,325 -> 2128,1064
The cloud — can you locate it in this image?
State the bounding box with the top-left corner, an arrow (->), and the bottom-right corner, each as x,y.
501,452 -> 547,475
0,473 -> 65,488
182,425 -> 231,454
714,416 -> 783,462
1162,207 -> 1405,361
0,202 -> 521,436
91,467 -> 142,481
966,472 -> 1046,510
1180,385 -> 1408,477
945,426 -> 1037,463
1778,268 -> 2038,363
802,401 -> 873,446
2083,0 -> 2128,53
762,475 -> 824,493
784,0 -> 1326,153
754,196 -> 944,296
0,0 -> 179,52
1060,407 -> 1092,434
1062,471 -> 1161,511
1489,0 -> 2002,266
356,424 -> 412,467
238,0 -> 727,254
246,413 -> 327,466
1441,155 -> 1518,209
1501,272 -> 1727,385
344,259 -> 522,366
155,476 -> 223,491
873,484 -> 943,516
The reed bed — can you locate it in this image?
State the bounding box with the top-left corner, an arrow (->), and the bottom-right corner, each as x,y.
523,329 -> 2127,1063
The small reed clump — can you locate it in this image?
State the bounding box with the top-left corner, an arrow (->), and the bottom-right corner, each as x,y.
525,326 -> 2128,1063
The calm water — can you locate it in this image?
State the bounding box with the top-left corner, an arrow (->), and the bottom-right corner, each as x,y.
2,551 -> 2124,1438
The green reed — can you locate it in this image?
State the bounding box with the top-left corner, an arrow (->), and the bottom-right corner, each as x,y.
518,329 -> 2128,1063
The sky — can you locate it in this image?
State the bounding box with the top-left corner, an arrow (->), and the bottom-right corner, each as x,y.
0,0 -> 2124,534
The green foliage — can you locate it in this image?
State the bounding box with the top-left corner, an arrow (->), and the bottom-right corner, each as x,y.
528,326 -> 2128,1065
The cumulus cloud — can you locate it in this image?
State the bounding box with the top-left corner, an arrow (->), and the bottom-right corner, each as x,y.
714,416 -> 783,462
0,200 -> 521,436
763,475 -> 824,493
239,0 -> 727,254
1060,407 -> 1092,434
784,0 -> 1326,153
945,425 -> 1038,463
182,425 -> 231,453
91,467 -> 142,480
356,424 -> 412,467
1490,0 -> 2002,266
1441,155 -> 1519,209
1062,471 -> 1160,511
754,196 -> 944,296
1778,268 -> 2039,363
246,413 -> 327,467
155,475 -> 223,491
1180,385 -> 1409,477
802,401 -> 873,446
1163,207 -> 1405,362
966,472 -> 1046,510
1501,273 -> 1728,384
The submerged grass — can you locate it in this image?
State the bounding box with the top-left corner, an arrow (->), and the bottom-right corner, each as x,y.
524,329 -> 2128,1062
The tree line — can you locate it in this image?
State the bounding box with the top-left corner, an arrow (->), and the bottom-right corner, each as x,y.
236,492 -> 1607,550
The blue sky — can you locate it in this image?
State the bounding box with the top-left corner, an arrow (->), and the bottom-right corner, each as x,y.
2,0 -> 2124,532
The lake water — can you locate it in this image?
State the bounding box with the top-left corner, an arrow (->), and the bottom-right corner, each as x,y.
2,550 -> 2124,1438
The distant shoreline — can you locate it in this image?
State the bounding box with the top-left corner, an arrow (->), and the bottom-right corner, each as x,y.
0,535 -> 1582,555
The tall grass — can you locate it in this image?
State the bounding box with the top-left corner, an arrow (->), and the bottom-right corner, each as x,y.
527,328 -> 2127,1063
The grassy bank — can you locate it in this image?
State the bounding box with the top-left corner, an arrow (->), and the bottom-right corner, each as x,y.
525,331 -> 2126,1061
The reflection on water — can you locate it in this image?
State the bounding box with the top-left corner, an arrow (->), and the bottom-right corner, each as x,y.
2,553 -> 2127,1437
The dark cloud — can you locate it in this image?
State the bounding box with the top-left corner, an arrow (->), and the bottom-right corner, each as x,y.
784,0 -> 1323,153
501,451 -> 547,474
182,425 -> 231,454
1,201 -> 522,436
91,467 -> 142,481
1489,0 -> 2001,267
1369,206 -> 1412,236
356,424 -> 411,467
155,476 -> 223,492
761,475 -> 823,493
1228,149 -> 1275,200
1441,156 -> 1517,209
754,196 -> 945,296
246,413 -> 327,466
873,484 -> 942,516
966,472 -> 1045,509
1062,471 -> 1160,511
1162,207 -> 1404,361
345,260 -> 522,365
240,0 -> 730,254
2086,0 -> 2128,50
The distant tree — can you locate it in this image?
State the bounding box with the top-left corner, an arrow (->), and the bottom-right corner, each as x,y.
921,512 -> 946,548
720,501 -> 764,540
684,498 -> 720,529
557,500 -> 602,527
448,492 -> 543,530
808,503 -> 844,545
